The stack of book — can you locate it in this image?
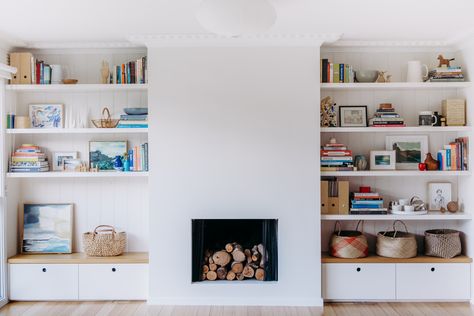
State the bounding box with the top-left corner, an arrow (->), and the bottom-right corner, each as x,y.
129,143 -> 149,172
369,104 -> 405,127
437,137 -> 469,171
321,142 -> 353,171
9,144 -> 49,173
114,57 -> 147,84
117,114 -> 148,128
320,59 -> 355,83
429,66 -> 464,82
350,192 -> 387,215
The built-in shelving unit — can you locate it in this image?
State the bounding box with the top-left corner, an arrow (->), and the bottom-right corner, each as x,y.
6,83 -> 148,92
8,252 -> 149,264
321,126 -> 472,133
6,172 -> 149,178
321,170 -> 471,177
321,82 -> 471,90
321,211 -> 471,221
6,128 -> 148,134
321,253 -> 472,264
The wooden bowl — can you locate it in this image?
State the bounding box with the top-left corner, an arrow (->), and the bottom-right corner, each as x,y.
63,79 -> 78,84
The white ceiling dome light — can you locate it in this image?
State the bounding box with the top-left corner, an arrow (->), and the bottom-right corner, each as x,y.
196,0 -> 277,37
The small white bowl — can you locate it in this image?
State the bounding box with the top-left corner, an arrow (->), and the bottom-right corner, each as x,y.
391,205 -> 403,212
404,205 -> 415,212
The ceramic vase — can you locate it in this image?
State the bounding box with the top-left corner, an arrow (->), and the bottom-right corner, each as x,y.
424,153 -> 439,171
354,155 -> 368,171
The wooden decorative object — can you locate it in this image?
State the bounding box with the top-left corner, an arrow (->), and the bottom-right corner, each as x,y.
375,71 -> 389,83
447,201 -> 459,213
437,55 -> 455,68
424,153 -> 439,171
101,61 -> 110,84
320,96 -> 337,127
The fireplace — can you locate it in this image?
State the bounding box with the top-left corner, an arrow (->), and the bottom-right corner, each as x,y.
191,219 -> 278,282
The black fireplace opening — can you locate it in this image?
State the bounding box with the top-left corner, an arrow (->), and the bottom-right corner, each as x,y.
192,219 -> 278,282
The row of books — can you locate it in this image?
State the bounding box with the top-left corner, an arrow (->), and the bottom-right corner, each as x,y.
117,114 -> 148,128
321,141 -> 354,171
9,144 -> 49,172
350,192 -> 387,215
320,59 -> 355,83
429,66 -> 464,82
128,143 -> 149,172
437,138 -> 469,171
114,57 -> 147,84
369,104 -> 405,127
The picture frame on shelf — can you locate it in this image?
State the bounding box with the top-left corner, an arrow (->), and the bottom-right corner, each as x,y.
89,141 -> 127,171
386,135 -> 428,170
428,183 -> 452,211
52,151 -> 78,171
370,150 -> 396,170
338,105 -> 368,127
63,159 -> 82,172
29,104 -> 64,128
20,203 -> 73,254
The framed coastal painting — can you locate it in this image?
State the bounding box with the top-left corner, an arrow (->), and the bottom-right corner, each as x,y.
20,203 -> 73,254
385,135 -> 428,170
89,141 -> 127,171
370,150 -> 396,170
29,104 -> 64,128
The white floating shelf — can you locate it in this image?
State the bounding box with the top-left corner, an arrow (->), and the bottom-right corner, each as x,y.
321,211 -> 471,221
6,172 -> 148,178
6,128 -> 148,134
320,82 -> 471,90
6,83 -> 148,92
321,170 -> 471,177
321,126 -> 471,133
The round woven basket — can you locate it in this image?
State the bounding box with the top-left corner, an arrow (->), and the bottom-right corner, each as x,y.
330,221 -> 368,258
82,225 -> 126,257
376,220 -> 417,258
425,229 -> 461,259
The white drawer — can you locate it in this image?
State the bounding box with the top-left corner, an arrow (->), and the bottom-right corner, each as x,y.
78,264 -> 148,300
396,263 -> 470,300
322,263 -> 396,300
9,264 -> 78,300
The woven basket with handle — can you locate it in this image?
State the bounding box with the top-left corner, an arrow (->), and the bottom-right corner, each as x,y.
330,220 -> 368,258
376,220 -> 417,258
82,225 -> 126,257
425,229 -> 461,259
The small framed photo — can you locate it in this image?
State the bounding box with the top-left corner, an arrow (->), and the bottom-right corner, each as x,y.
386,135 -> 428,170
29,104 -> 64,128
52,152 -> 78,171
370,150 -> 396,170
20,203 -> 73,254
338,106 -> 368,127
428,183 -> 452,211
63,159 -> 82,172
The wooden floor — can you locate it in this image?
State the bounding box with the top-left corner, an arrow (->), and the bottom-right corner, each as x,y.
1,301 -> 474,316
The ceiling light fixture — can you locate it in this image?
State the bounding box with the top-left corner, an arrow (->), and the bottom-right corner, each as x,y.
195,0 -> 277,37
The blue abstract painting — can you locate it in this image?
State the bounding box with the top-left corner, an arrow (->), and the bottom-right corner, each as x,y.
29,104 -> 64,128
22,203 -> 73,253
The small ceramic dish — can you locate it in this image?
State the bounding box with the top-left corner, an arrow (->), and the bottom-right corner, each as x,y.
123,107 -> 148,115
354,70 -> 378,83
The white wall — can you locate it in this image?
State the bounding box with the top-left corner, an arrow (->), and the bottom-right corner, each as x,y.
148,47 -> 321,305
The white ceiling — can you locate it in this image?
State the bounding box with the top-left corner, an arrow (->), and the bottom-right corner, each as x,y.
0,0 -> 473,46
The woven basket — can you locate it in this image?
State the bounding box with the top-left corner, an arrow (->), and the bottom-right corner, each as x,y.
330,221 -> 368,258
82,225 -> 126,257
376,220 -> 417,258
425,229 -> 461,259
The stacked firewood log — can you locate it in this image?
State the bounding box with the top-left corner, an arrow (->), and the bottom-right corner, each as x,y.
202,242 -> 267,281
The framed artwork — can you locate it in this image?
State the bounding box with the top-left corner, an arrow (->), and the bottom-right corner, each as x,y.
63,159 -> 82,172
52,151 -> 78,171
428,183 -> 452,211
29,104 -> 64,128
385,135 -> 428,170
338,106 -> 368,127
370,150 -> 396,170
89,141 -> 127,171
20,203 -> 73,254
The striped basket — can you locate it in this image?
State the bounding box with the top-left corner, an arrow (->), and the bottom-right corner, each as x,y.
376,220 -> 417,259
330,221 -> 368,258
424,229 -> 461,259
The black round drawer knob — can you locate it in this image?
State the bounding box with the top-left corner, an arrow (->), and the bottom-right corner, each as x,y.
356,267 -> 361,272
42,268 -> 47,272
112,268 -> 116,272
431,267 -> 435,272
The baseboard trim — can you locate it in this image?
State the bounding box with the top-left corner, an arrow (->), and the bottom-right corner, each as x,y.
147,296 -> 324,306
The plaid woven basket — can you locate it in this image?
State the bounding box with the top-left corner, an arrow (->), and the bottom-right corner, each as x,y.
425,229 -> 461,259
330,221 -> 368,258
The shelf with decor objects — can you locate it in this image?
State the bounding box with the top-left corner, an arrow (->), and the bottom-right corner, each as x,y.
320,82 -> 471,90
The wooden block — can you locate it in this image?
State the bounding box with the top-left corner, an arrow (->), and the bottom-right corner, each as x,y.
320,180 -> 329,214
9,53 -> 20,84
338,181 -> 349,214
442,99 -> 466,126
328,197 -> 339,214
19,52 -> 33,84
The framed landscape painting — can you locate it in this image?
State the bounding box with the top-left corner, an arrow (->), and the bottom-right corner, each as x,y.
386,135 -> 428,170
20,203 -> 73,254
89,141 -> 127,171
